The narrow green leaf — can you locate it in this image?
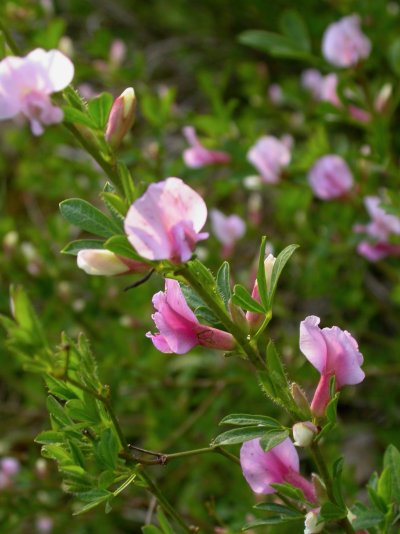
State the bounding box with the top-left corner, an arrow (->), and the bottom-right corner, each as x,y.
142,527 -> 163,534
63,106 -> 97,128
117,161 -> 136,204
216,261 -> 231,308
267,244 -> 299,309
88,92 -> 113,129
350,504 -> 384,530
101,191 -> 127,221
61,239 -> 104,256
219,414 -> 281,428
256,236 -> 268,308
332,458 -> 345,508
254,503 -> 302,517
157,507 -> 175,534
113,473 -> 137,497
211,426 -> 268,446
60,198 -> 122,238
232,284 -> 265,313
242,516 -> 301,529
35,431 -> 64,445
239,30 -> 314,60
379,445 -> 400,503
319,502 -> 347,521
270,482 -> 306,502
259,429 -> 289,452
47,395 -> 73,427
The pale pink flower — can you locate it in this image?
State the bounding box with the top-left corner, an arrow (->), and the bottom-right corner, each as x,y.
0,48 -> 74,135
308,155 -> 353,200
1,457 -> 20,477
109,39 -> 126,67
77,249 -> 148,276
363,196 -> 400,240
35,516 -> 53,533
124,177 -> 208,263
182,126 -> 231,168
300,316 -> 364,417
268,83 -> 283,104
322,15 -> 371,68
240,438 -> 316,502
210,209 -> 245,257
147,279 -> 235,354
292,422 -> 318,447
301,69 -> 324,99
247,136 -> 291,184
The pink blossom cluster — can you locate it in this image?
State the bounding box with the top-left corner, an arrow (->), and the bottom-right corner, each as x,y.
355,196 -> 400,261
0,48 -> 74,135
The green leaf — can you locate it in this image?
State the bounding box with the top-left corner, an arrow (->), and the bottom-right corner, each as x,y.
9,285 -> 49,350
232,284 -> 265,313
216,261 -> 231,308
378,445 -> 400,503
219,414 -> 281,428
117,161 -> 136,204
113,473 -> 137,497
350,503 -> 385,530
142,527 -> 163,534
267,244 -> 299,309
242,516 -> 301,529
60,198 -> 122,238
388,38 -> 400,76
259,429 -> 289,452
264,341 -> 296,412
47,395 -> 73,427
73,489 -> 111,515
157,507 -> 175,534
211,426 -> 268,446
256,236 -> 268,309
63,106 -> 97,128
332,458 -> 345,509
35,431 -> 64,445
254,503 -> 302,517
61,239 -> 105,256
279,10 -> 310,52
101,191 -> 127,222
319,502 -> 347,521
94,428 -> 120,470
104,235 -> 150,262
270,483 -> 306,502
239,30 -> 313,60
88,92 -> 113,129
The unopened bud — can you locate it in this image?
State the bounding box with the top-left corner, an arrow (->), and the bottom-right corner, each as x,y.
228,299 -> 249,331
264,254 -> 276,290
105,87 -> 136,148
292,421 -> 318,447
77,249 -> 147,276
311,473 -> 327,501
375,83 -> 392,113
304,510 -> 324,534
290,383 -> 311,415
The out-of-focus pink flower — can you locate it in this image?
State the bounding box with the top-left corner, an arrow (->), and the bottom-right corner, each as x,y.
77,249 -> 148,276
210,209 -> 245,257
322,15 -> 371,67
301,69 -> 324,98
247,136 -> 291,184
36,516 -> 53,533
105,87 -> 136,148
375,83 -> 392,113
124,177 -> 208,263
240,438 -> 316,502
363,196 -> 400,240
1,457 -> 20,477
300,316 -> 364,417
109,39 -> 126,67
308,155 -> 353,200
0,48 -> 74,135
268,83 -> 283,105
357,241 -> 400,262
182,126 -> 231,168
147,279 -> 235,354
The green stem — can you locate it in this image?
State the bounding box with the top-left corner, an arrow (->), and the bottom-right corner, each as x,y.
140,469 -> 192,533
0,18 -> 20,54
122,445 -> 240,466
178,265 -> 265,370
310,443 -> 356,534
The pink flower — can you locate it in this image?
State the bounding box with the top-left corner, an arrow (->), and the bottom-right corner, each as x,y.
300,316 -> 364,417
322,15 -> 371,68
0,48 -> 74,135
301,69 -> 324,99
247,136 -> 291,184
182,126 -> 231,168
308,155 -> 353,200
357,241 -> 400,262
1,457 -> 20,477
210,209 -> 245,257
147,279 -> 235,354
77,249 -> 148,276
124,177 -> 208,263
363,196 -> 400,241
240,438 -> 316,502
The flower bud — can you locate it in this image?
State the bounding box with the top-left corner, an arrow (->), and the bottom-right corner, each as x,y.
77,249 -> 147,276
105,87 -> 136,148
228,299 -> 249,331
292,421 -> 318,447
290,383 -> 311,415
375,83 -> 392,113
304,510 -> 324,534
311,473 -> 327,501
264,254 -> 276,288
245,254 -> 276,332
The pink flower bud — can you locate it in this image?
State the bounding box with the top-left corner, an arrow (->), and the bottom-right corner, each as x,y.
240,438 -> 316,502
247,136 -> 291,184
308,155 -> 353,200
300,316 -> 364,417
147,279 -> 235,354
292,422 -> 318,447
105,87 -> 136,148
322,15 -> 371,68
210,209 -> 245,257
182,126 -> 231,168
124,177 -> 208,263
246,254 -> 276,331
0,48 -> 74,135
375,83 -> 392,113
77,249 -> 148,276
